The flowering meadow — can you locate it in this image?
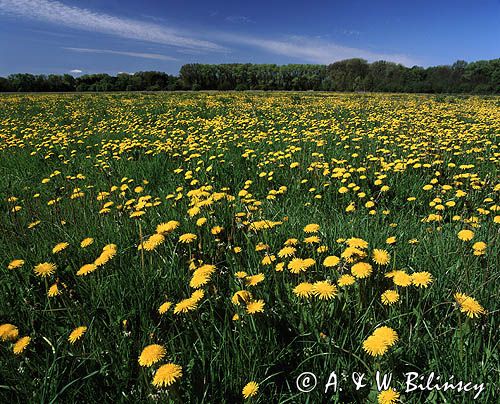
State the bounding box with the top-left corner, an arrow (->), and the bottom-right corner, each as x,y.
0,92 -> 498,403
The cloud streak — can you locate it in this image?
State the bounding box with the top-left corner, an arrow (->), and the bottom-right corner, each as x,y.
217,34 -> 417,66
0,0 -> 223,51
0,0 -> 417,66
63,47 -> 178,61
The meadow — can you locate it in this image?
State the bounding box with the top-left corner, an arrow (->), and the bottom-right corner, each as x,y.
0,92 -> 498,403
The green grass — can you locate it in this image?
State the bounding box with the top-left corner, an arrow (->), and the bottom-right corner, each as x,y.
0,92 -> 498,403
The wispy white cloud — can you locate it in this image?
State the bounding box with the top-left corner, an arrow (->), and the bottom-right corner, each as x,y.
216,34 -> 417,66
69,69 -> 82,73
0,0 -> 417,66
63,47 -> 178,61
0,0 -> 224,51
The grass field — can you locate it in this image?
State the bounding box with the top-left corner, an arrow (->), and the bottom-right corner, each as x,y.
0,92 -> 498,403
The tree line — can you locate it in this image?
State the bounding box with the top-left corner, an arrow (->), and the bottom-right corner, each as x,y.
1,59 -> 499,93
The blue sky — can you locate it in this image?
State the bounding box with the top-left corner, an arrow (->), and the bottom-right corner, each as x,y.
0,0 -> 499,76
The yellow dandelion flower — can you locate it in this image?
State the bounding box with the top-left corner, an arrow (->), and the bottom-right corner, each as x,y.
261,255 -> 276,265
246,273 -> 265,286
303,223 -> 320,233
138,344 -> 166,367
156,220 -> 180,234
323,255 -> 340,267
346,237 -> 368,249
152,363 -> 182,388
47,283 -> 62,297
392,271 -> 412,287
362,335 -> 389,356
246,299 -> 265,314
174,298 -> 198,314
372,249 -> 390,265
304,235 -> 320,244
386,237 -> 397,245
284,238 -> 299,246
293,282 -> 314,298
457,229 -> 474,241
8,259 -> 24,270
312,281 -> 338,300
80,237 -> 94,248
454,293 -> 486,318
232,290 -> 252,305
0,324 -> 19,341
351,262 -> 372,279
179,233 -> 197,243
378,388 -> 400,404
77,263 -> 97,276
13,336 -> 31,355
68,326 -> 87,344
158,301 -> 173,314
52,242 -> 69,254
278,246 -> 296,258
34,262 -> 56,277
381,290 -> 399,305
242,381 -> 259,399
411,272 -> 433,288
338,274 -> 356,287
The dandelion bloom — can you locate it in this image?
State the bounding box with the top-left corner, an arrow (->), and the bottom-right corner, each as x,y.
0,324 -> 19,341
363,326 -> 398,357
156,220 -> 180,234
246,299 -> 265,314
13,336 -> 31,355
48,283 -> 62,297
378,388 -> 400,404
278,246 -> 296,258
457,229 -> 474,241
8,259 -> 25,270
242,381 -> 259,399
246,273 -> 265,287
373,326 -> 398,346
293,282 -> 314,298
411,272 -> 433,288
152,363 -> 182,388
338,274 -> 356,287
68,326 -> 87,344
392,271 -> 412,287
312,281 -> 338,300
346,237 -> 368,249
323,256 -> 340,267
140,233 -> 165,251
138,344 -> 166,367
454,293 -> 486,318
158,301 -> 172,314
179,233 -> 197,244
386,237 -> 397,245
190,289 -> 204,302
288,258 -> 307,274
34,262 -> 56,277
381,290 -> 400,305
52,242 -> 69,254
304,235 -> 320,244
261,255 -> 275,266
351,262 -> 372,279
77,263 -> 97,276
174,298 -> 198,314
362,335 -> 389,356
80,237 -> 94,248
372,249 -> 390,265
303,223 -> 320,233
232,290 -> 252,305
